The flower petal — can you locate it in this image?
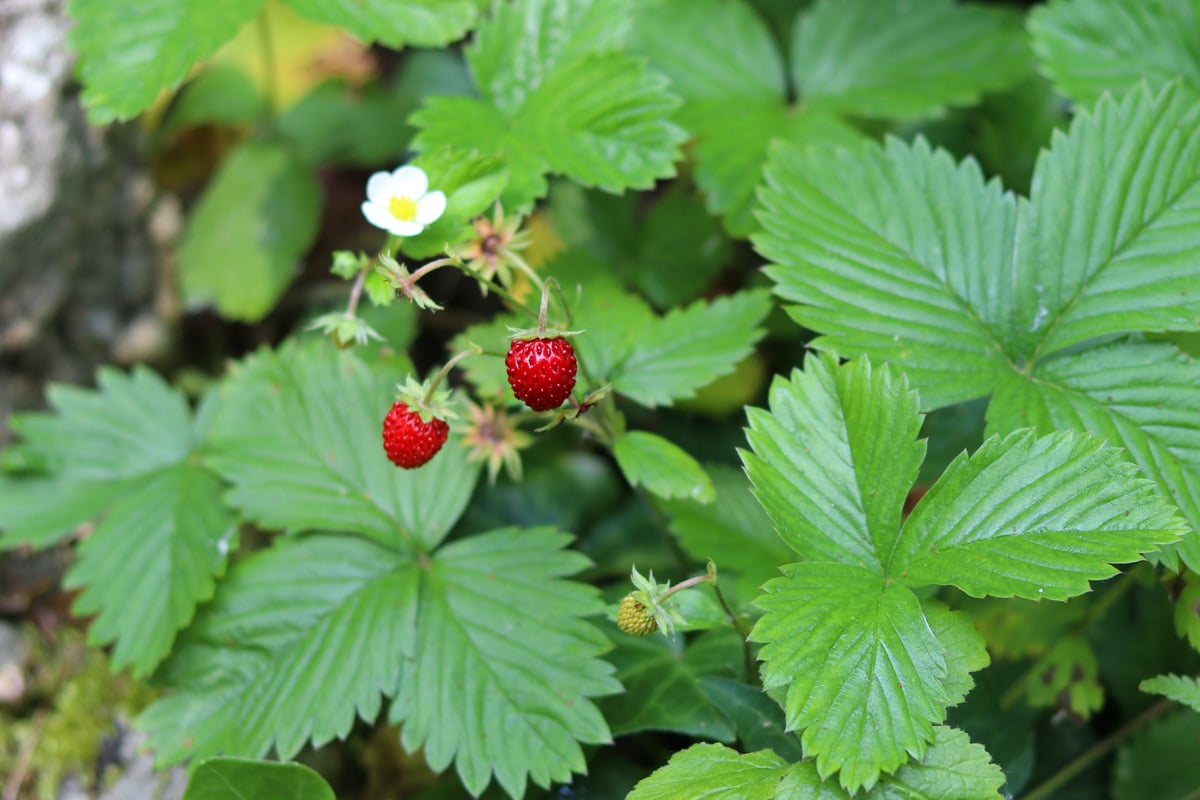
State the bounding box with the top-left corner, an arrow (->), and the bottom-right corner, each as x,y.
415,191 -> 447,225
390,165 -> 428,199
361,201 -> 396,232
365,172 -> 394,205
388,219 -> 425,237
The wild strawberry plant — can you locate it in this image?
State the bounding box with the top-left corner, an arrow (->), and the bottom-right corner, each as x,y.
3,0 -> 1200,799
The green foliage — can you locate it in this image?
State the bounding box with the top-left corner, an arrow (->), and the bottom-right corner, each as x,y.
1141,674 -> 1200,713
1024,636 -> 1104,718
1113,712 -> 1200,800
412,0 -> 685,211
278,0 -> 481,48
1030,0 -> 1200,106
179,139 -> 320,322
183,758 -> 335,800
0,370 -> 233,677
613,431 -> 714,503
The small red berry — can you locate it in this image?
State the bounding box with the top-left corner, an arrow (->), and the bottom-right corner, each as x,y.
505,337 -> 577,411
382,401 -> 449,469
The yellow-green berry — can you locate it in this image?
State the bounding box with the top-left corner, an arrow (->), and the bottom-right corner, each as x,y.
617,593 -> 657,636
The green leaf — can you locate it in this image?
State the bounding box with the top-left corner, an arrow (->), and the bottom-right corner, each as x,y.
569,273 -> 655,386
896,429 -> 1184,601
1013,85 -> 1200,359
698,677 -> 804,761
277,79 -> 409,167
1141,674 -> 1200,713
159,65 -> 264,136
398,147 -> 511,259
183,758 -> 334,800
280,0 -> 479,48
751,563 -> 960,792
1024,635 -> 1104,718
1114,711 -> 1200,800
624,743 -> 789,800
205,339 -> 481,551
631,190 -> 732,308
391,528 -> 619,798
613,289 -> 772,407
757,136 -> 1018,410
986,341 -> 1200,573
179,139 -> 320,322
792,0 -> 1031,120
662,464 -> 792,602
741,355 -> 925,570
0,368 -> 232,676
600,624 -> 736,741
68,0 -> 264,123
613,431 -> 714,504
775,726 -> 1005,800
138,534 -> 420,763
412,0 -> 683,210
1177,575 -> 1200,651
1030,0 -> 1200,106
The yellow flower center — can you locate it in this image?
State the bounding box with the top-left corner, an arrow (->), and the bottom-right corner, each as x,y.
388,195 -> 418,221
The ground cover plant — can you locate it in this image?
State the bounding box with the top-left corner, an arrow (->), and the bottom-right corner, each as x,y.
3,0 -> 1200,798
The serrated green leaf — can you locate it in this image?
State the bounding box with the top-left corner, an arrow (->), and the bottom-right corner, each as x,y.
280,0 -> 479,48
183,758 -> 334,800
1014,85 -> 1200,359
751,563 -> 959,792
68,0 -> 264,123
0,368 -> 231,676
1114,711 -> 1200,800
613,289 -> 772,407
632,190 -> 732,307
1030,0 -> 1200,106
180,139 -> 320,322
775,726 -> 1005,800
399,147 -> 511,259
569,273 -> 655,385
896,429 -> 1184,601
986,341 -> 1200,573
138,534 -> 420,763
662,463 -> 792,602
741,355 -> 925,570
699,677 -> 804,761
391,527 -> 619,799
613,431 -> 714,504
757,136 -> 1018,410
1141,674 -> 1200,712
206,339 -> 481,550
624,743 -> 789,800
600,624 -> 736,741
792,0 -> 1030,120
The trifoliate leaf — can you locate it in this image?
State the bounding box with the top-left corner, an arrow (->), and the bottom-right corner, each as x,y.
600,623 -> 736,741
68,0 -> 264,123
1141,674 -> 1200,713
138,534 -> 420,763
613,431 -> 714,504
661,464 -> 792,602
412,0 -> 682,211
897,429 -> 1183,600
624,743 -> 789,800
1114,711 -> 1200,800
792,0 -> 1031,120
752,563 -> 957,792
613,289 -> 772,408
987,341 -> 1200,573
205,339 -> 481,551
699,677 -> 804,761
179,139 -> 320,322
741,354 -> 925,570
1024,635 -> 1104,718
1013,84 -> 1200,359
1030,0 -> 1200,106
279,0 -> 479,48
757,136 -> 1018,410
391,528 -> 619,799
775,726 -> 1005,800
182,758 -> 334,800
0,368 -> 232,677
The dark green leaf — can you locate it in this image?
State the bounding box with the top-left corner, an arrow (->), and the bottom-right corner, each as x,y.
183,758 -> 334,800
1114,711 -> 1200,800
699,677 -> 803,760
159,65 -> 263,136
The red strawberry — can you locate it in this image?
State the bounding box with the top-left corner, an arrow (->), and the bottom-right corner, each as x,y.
382,401 -> 449,468
506,337 -> 577,411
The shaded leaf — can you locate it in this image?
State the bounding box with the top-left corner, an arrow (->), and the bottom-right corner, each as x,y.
699,677 -> 803,761
183,758 -> 334,800
613,431 -> 714,504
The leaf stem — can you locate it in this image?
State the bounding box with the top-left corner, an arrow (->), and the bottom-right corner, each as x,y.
422,346 -> 480,405
1017,697 -> 1172,800
709,579 -> 756,684
345,268 -> 367,317
255,9 -> 279,118
458,261 -> 540,320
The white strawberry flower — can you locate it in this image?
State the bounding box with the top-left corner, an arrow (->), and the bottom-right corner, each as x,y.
361,165 -> 447,237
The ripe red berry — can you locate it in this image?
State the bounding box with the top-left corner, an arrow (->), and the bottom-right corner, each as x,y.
506,337 -> 577,411
382,401 -> 449,469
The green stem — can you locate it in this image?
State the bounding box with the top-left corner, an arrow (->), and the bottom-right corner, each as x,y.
502,246 -> 546,294
710,581 -> 756,684
1018,698 -> 1172,800
458,261 -> 540,320
255,9 -> 279,118
345,269 -> 367,317
422,346 -> 479,405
